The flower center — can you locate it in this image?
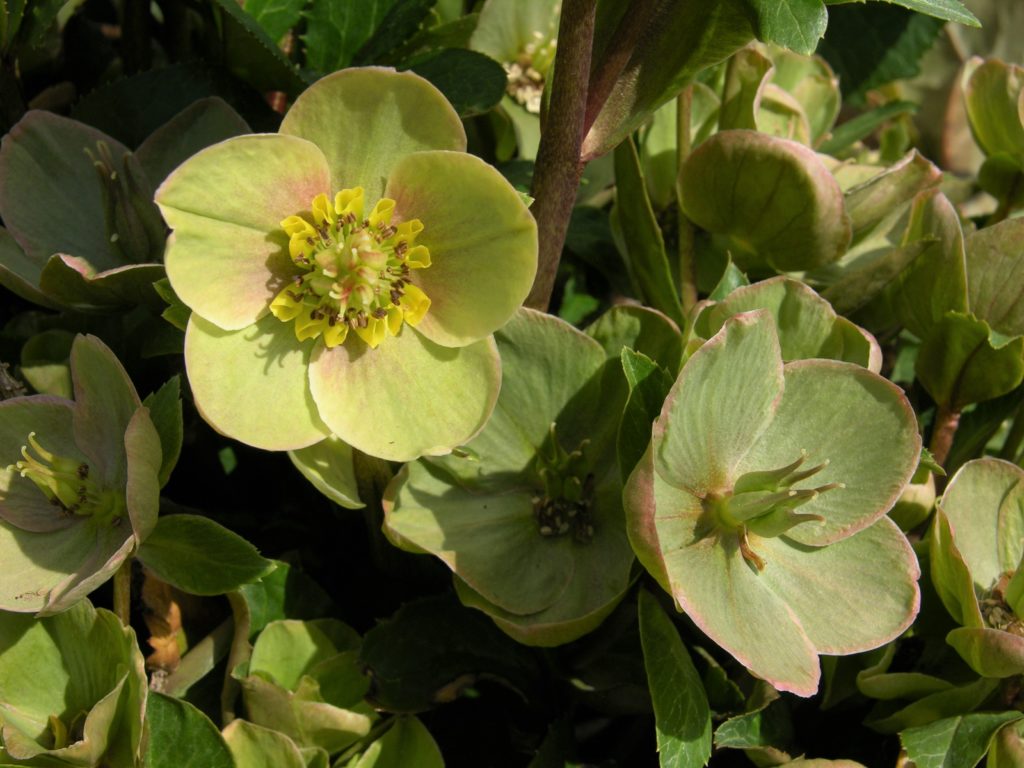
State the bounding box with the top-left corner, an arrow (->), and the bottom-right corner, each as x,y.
10,432 -> 126,526
704,451 -> 841,571
982,571 -> 1024,636
532,424 -> 595,543
504,34 -> 556,115
270,188 -> 431,349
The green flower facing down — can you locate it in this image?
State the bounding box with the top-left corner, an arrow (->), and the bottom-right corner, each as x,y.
155,68 -> 537,462
0,599 -> 147,767
384,309 -> 637,646
0,335 -> 162,615
930,458 -> 1024,678
625,310 -> 921,695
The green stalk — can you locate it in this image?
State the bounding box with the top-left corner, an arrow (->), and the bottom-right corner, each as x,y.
113,559 -> 132,625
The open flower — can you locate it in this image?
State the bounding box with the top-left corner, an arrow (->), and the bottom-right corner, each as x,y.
155,67 -> 537,462
0,599 -> 147,767
384,309 -> 637,645
930,457 -> 1024,677
625,310 -> 921,695
0,335 -> 162,614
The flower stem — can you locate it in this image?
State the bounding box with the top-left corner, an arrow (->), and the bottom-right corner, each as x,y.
113,558 -> 132,625
524,0 -> 597,311
675,85 -> 698,316
929,403 -> 961,480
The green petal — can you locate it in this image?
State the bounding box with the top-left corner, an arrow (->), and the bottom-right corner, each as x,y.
0,111 -> 128,269
156,134 -> 330,331
385,151 -> 537,347
426,309 -> 608,488
223,719 -> 308,768
963,59 -> 1024,160
654,311 -> 783,494
289,436 -> 363,509
629,447 -> 821,696
0,226 -> 59,308
308,328 -> 500,462
0,519 -> 130,614
124,407 -> 162,543
940,458 -> 1024,591
737,360 -> 921,546
185,314 -> 329,451
70,334 -> 142,487
39,533 -> 135,616
0,397 -> 82,533
279,68 -> 466,205
693,277 -> 881,370
946,627 -> 1024,678
679,129 -> 851,271
385,461 -> 575,614
757,516 -> 919,654
39,256 -> 166,311
470,0 -> 559,66
250,619 -> 360,691
965,218 -> 1024,337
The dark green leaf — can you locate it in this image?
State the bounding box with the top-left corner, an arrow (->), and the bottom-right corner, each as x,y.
144,692 -> 235,768
828,0 -> 979,26
301,0 -> 397,73
618,349 -> 674,482
743,0 -> 827,55
153,277 -> 192,332
143,376 -> 183,488
612,138 -> 685,326
817,4 -> 945,104
136,514 -> 275,596
404,48 -> 507,116
558,275 -> 601,326
708,258 -> 750,302
352,0 -> 436,65
901,712 -> 1023,768
714,699 -> 793,752
359,594 -> 542,713
638,590 -> 712,768
947,385 -> 1024,474
817,101 -> 918,155
244,0 -> 308,42
207,0 -> 310,96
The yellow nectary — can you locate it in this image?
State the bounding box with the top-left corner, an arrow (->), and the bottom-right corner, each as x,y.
270,187 -> 431,349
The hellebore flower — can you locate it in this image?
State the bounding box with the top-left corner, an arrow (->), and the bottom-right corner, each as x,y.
0,98 -> 248,310
0,335 -> 162,614
930,457 -> 1024,677
384,309 -> 637,645
155,67 -> 537,462
0,599 -> 147,767
625,310 -> 921,695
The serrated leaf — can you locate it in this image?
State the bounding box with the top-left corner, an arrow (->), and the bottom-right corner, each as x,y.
136,514 -> 275,596
834,0 -> 980,27
817,4 -> 945,103
143,376 -> 183,488
744,0 -> 828,55
144,692 -> 235,768
405,48 -> 507,116
244,0 -> 307,42
638,590 -> 712,768
900,712 -> 1022,768
352,0 -> 436,65
301,0 -> 397,73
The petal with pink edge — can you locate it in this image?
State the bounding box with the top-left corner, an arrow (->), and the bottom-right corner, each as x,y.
279,68 -> 466,204
386,151 -> 537,347
309,328 -> 500,462
185,314 -> 330,451
156,134 -> 330,331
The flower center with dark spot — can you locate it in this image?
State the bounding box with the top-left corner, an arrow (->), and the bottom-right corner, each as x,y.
532,423 -> 595,543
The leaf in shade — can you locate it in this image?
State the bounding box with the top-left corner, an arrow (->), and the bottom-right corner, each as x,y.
238,559 -> 335,639
618,349 -> 675,483
136,514 -> 275,595
638,590 -> 712,768
143,376 -> 183,489
301,0 -> 397,73
244,0 -> 308,42
405,48 -> 507,116
352,0 -> 436,65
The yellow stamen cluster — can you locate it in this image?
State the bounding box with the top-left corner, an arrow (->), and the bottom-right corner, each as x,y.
270,188 -> 431,349
11,432 -> 126,525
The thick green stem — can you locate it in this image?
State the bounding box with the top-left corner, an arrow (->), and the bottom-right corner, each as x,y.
675,86 -> 698,315
930,403 -> 961,482
524,0 -> 597,311
113,559 -> 132,625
